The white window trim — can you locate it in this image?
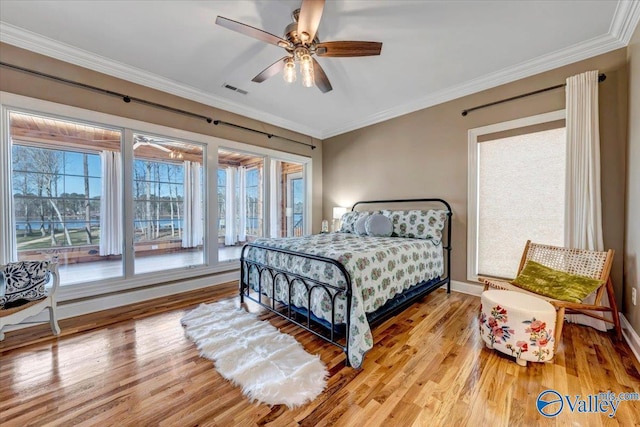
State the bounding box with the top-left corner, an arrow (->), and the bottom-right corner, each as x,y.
466,109 -> 565,282
0,92 -> 312,301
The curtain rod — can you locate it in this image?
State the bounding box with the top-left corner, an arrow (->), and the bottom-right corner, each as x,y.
0,61 -> 316,150
461,73 -> 606,117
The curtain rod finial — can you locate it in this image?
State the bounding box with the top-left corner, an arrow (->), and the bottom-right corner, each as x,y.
461,110 -> 468,117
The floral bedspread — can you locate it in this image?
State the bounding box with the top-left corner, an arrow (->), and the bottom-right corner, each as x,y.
243,232 -> 444,368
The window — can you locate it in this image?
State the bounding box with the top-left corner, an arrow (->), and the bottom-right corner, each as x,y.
7,111 -> 123,284
468,110 -> 566,280
271,160 -> 306,238
246,168 -> 261,237
217,149 -> 265,262
1,92 -> 312,299
13,146 -> 102,249
133,134 -> 204,274
217,168 -> 226,239
288,173 -> 304,237
133,159 -> 184,242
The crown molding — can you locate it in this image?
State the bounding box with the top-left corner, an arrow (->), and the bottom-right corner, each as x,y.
320,32 -> 628,138
320,0 -> 639,138
610,0 -> 640,44
0,22 -> 322,139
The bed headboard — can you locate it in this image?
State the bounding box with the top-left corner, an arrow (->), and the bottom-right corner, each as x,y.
349,198 -> 452,283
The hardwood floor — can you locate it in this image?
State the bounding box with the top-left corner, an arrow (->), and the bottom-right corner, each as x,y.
1,283 -> 639,426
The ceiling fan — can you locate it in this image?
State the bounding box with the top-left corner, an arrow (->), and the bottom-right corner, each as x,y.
133,135 -> 171,152
134,136 -> 186,159
216,0 -> 383,93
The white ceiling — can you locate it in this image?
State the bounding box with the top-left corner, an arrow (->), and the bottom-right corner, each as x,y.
1,1 -> 639,139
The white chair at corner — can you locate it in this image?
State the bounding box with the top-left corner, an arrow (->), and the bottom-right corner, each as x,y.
0,262 -> 61,341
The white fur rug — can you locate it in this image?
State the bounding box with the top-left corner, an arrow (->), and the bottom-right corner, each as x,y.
181,299 -> 327,408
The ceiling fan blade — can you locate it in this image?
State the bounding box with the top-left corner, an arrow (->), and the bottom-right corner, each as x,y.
312,58 -> 332,93
297,0 -> 325,44
315,41 -> 383,57
151,143 -> 172,153
216,16 -> 290,48
252,57 -> 288,83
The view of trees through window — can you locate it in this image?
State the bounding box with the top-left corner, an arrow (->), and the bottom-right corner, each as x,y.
12,145 -> 101,251
133,159 -> 184,243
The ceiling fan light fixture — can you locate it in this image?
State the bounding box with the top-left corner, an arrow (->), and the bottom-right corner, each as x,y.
283,57 -> 297,83
300,52 -> 314,88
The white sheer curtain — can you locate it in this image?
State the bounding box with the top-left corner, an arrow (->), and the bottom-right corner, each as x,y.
99,151 -> 122,256
564,70 -> 609,330
238,166 -> 247,242
269,161 -> 281,238
182,161 -> 203,248
224,167 -> 236,246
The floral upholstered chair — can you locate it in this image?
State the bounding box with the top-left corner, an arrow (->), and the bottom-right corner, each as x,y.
0,261 -> 60,340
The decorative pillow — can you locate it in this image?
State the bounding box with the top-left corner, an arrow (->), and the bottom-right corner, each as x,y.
339,211 -> 359,233
383,209 -> 448,243
365,213 -> 393,237
354,213 -> 370,236
0,261 -> 51,309
511,260 -> 603,303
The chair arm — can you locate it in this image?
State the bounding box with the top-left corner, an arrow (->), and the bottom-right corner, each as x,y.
48,263 -> 60,296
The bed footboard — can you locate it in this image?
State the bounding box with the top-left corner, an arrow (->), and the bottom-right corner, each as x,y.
240,243 -> 353,365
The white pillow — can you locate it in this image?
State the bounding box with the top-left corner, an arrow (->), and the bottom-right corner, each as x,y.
354,213 -> 370,236
365,213 -> 393,237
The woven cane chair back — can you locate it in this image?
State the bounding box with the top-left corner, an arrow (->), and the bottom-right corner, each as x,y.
520,242 -> 610,281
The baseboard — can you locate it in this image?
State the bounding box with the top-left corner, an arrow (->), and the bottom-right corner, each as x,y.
448,280 -> 483,296
620,313 -> 640,364
2,270 -> 239,332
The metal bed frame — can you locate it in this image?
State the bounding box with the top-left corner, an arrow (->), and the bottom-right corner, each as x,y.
239,198 -> 452,366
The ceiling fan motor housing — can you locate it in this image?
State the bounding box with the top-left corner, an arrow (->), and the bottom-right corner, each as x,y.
284,22 -> 319,50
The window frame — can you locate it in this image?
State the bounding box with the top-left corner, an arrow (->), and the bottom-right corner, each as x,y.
467,109 -> 565,282
0,92 -> 312,301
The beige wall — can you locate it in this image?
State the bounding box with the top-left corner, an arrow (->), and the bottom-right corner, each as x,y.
625,25 -> 640,336
0,42 -> 323,233
323,49 -> 629,306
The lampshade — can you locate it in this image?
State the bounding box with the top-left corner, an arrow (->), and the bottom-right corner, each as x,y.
333,206 -> 347,219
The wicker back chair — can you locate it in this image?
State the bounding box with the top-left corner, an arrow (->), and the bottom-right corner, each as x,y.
481,240 -> 620,351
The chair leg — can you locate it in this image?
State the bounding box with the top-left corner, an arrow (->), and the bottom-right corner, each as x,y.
605,278 -> 622,341
48,305 -> 60,336
554,307 -> 565,354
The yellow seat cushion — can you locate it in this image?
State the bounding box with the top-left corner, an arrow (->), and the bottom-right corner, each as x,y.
511,260 -> 602,303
